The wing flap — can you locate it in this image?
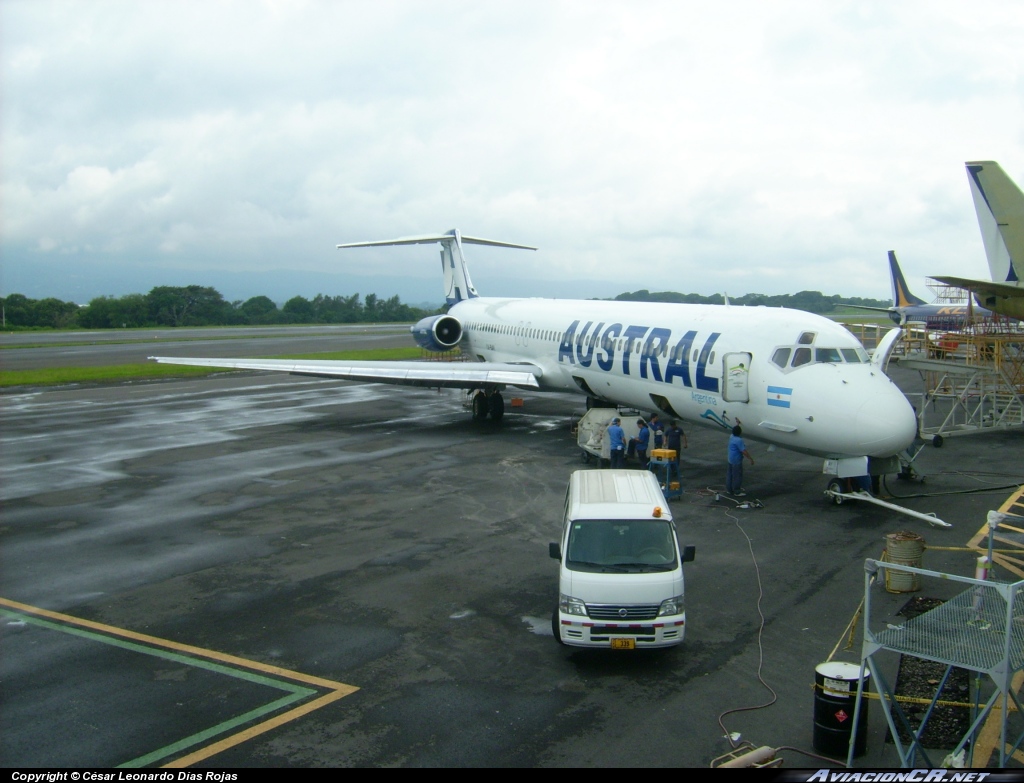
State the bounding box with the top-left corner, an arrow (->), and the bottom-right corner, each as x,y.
148,357 -> 541,389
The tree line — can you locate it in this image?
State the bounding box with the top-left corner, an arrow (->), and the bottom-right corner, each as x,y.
1,285 -> 891,330
612,289 -> 889,312
0,287 -> 436,329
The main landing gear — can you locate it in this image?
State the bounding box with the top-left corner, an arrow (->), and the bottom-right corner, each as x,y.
471,390 -> 505,422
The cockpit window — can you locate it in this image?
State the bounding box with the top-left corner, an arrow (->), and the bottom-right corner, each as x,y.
841,347 -> 868,363
776,335 -> 869,372
815,347 -> 843,364
791,347 -> 812,367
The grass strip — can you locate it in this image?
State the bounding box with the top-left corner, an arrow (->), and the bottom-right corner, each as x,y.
0,363 -> 236,387
0,346 -> 431,388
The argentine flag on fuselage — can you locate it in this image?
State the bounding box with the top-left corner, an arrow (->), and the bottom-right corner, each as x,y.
767,386 -> 793,408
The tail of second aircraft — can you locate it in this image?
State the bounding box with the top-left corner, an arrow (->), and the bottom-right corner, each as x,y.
887,250 -> 926,307
337,229 -> 535,305
965,161 -> 1024,285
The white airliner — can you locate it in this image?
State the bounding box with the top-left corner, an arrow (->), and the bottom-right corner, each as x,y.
151,230 -> 918,481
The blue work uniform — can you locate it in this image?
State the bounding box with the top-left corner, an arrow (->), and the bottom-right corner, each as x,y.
635,424 -> 651,467
727,433 -> 746,493
607,422 -> 626,468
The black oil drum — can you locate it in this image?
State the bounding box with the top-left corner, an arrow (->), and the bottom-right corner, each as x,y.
813,661 -> 869,758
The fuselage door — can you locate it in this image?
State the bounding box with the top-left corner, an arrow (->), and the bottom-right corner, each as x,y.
723,352 -> 752,403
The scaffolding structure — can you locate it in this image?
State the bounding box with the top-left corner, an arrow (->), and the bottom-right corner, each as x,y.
851,559 -> 1024,768
926,281 -> 973,306
895,317 -> 1024,442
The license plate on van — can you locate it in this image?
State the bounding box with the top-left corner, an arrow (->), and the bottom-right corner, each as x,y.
610,638 -> 636,650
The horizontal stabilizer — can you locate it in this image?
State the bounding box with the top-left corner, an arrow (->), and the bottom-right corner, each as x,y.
337,228 -> 535,305
931,275 -> 1024,319
337,233 -> 536,251
842,304 -> 893,314
930,276 -> 1024,298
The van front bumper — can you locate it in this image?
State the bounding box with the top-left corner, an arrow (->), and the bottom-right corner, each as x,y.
556,612 -> 686,649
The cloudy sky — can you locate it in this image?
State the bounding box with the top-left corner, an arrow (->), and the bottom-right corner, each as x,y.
3,0 -> 1023,306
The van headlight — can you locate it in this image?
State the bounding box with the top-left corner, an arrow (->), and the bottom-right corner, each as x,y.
559,594 -> 588,616
658,595 -> 684,617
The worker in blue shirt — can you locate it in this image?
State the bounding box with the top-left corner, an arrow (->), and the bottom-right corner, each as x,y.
665,420 -> 687,467
607,417 -> 626,468
726,425 -> 754,496
633,418 -> 651,468
649,413 -> 665,450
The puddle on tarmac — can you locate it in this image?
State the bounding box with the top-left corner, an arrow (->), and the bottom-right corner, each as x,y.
521,615 -> 554,636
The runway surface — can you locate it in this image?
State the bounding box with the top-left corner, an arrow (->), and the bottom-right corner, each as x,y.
0,324 -> 412,370
1,336 -> 1022,767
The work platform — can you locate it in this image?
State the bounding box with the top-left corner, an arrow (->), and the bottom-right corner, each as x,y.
853,559 -> 1024,768
886,318 -> 1024,443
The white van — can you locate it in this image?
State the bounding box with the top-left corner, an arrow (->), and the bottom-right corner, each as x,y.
550,469 -> 695,649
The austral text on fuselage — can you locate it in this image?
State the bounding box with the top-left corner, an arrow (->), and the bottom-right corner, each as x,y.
558,320 -> 722,393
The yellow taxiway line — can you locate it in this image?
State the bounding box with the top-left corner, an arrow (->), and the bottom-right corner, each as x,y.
0,597 -> 358,767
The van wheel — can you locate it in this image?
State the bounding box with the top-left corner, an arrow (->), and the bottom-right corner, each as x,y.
552,609 -> 564,645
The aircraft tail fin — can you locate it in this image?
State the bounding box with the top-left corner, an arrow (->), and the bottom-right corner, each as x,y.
337,229 -> 536,305
965,161 -> 1024,285
888,251 -> 926,307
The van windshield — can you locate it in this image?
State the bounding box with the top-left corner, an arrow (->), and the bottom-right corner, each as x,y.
566,519 -> 677,573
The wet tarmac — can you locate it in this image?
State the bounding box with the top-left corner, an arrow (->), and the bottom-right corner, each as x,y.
1,345 -> 1022,768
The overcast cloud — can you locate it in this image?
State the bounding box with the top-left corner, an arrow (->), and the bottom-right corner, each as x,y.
3,0 -> 1023,305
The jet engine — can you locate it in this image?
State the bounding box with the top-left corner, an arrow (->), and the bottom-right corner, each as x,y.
411,314 -> 463,352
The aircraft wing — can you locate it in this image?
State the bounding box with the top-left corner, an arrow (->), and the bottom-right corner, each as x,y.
930,276 -> 1024,300
148,356 -> 542,389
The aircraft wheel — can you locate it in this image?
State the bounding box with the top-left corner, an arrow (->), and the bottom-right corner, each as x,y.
582,450 -> 591,463
472,393 -> 488,421
827,478 -> 845,505
552,609 -> 565,645
932,434 -> 944,448
488,392 -> 505,421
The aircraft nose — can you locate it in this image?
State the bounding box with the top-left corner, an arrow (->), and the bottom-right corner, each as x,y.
852,380 -> 917,457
